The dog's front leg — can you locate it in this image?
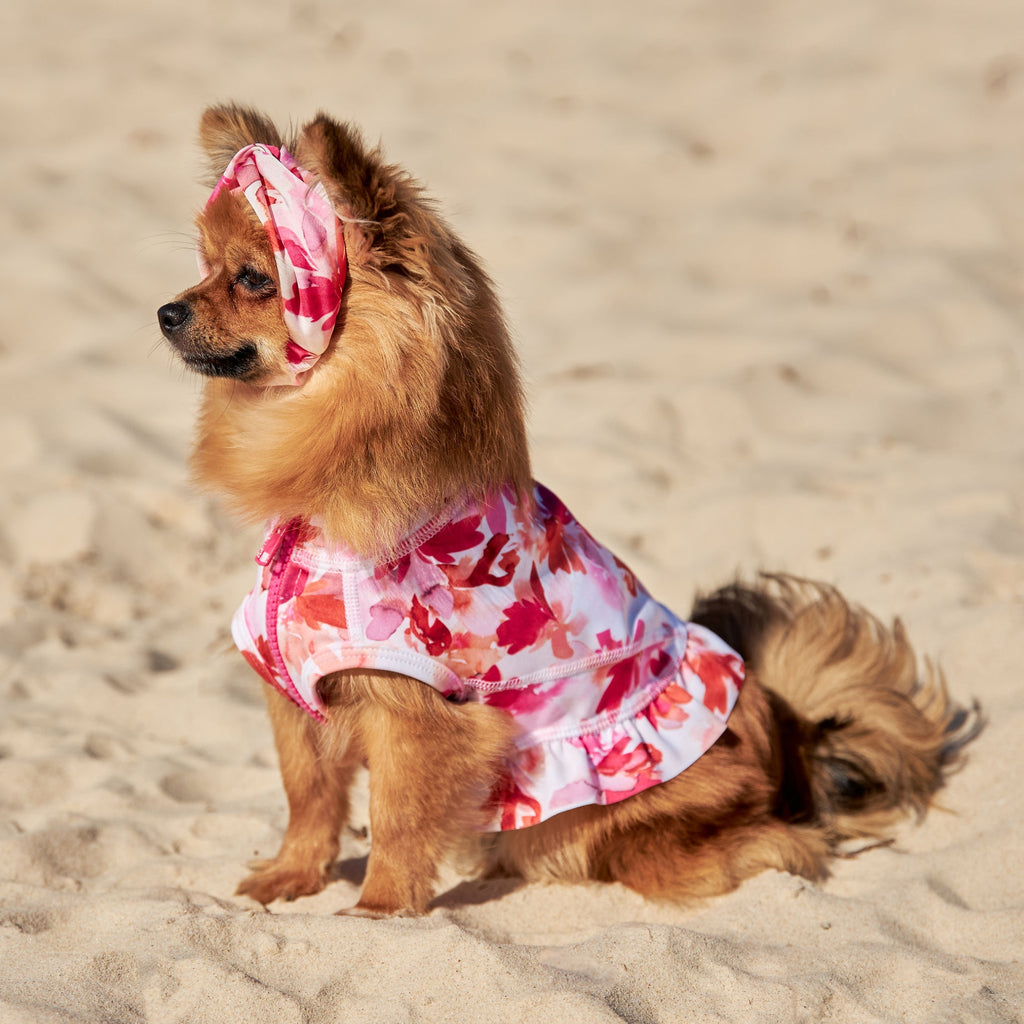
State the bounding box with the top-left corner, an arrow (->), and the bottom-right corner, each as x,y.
339,675 -> 515,918
237,684 -> 359,904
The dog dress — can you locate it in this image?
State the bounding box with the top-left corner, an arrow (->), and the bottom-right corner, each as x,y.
233,483 -> 745,830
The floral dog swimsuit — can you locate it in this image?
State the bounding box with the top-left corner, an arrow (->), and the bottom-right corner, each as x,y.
233,483 -> 745,830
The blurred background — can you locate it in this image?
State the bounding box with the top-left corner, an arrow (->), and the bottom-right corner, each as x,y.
3,0 -> 1023,617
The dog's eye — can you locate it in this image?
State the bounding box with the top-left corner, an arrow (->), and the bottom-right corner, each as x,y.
234,267 -> 276,294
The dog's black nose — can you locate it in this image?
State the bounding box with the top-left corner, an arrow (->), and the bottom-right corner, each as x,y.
158,302 -> 192,336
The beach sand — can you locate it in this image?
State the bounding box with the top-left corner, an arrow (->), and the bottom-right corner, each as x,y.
1,0 -> 1022,1020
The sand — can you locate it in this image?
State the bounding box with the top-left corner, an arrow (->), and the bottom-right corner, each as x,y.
1,0 -> 1022,1020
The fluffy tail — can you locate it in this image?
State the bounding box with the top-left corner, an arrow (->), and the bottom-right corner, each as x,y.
690,575 -> 982,845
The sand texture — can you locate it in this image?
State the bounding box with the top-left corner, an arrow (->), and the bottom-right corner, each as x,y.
1,0 -> 1023,1020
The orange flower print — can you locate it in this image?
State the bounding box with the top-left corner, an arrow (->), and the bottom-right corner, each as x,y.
294,579 -> 347,631
686,633 -> 744,713
409,594 -> 453,656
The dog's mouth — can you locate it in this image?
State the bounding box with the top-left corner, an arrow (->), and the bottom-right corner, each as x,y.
177,342 -> 262,380
158,301 -> 266,382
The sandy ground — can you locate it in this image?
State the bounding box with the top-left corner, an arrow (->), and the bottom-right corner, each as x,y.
1,0 -> 1023,1020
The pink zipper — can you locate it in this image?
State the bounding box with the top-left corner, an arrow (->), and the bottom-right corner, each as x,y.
256,522 -> 289,566
261,519 -> 326,722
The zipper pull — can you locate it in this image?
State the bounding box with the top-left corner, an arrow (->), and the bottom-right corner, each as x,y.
256,524 -> 287,566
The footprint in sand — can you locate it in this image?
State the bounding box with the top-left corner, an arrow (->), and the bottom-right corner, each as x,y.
159,764 -> 277,806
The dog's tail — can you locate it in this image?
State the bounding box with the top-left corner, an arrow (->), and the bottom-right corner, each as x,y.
689,575 -> 982,845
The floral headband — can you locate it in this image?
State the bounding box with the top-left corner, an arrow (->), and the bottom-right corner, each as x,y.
202,144 -> 347,386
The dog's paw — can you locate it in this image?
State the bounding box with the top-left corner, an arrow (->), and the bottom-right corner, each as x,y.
236,862 -> 329,905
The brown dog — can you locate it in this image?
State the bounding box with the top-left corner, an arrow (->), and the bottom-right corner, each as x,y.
158,104 -> 978,917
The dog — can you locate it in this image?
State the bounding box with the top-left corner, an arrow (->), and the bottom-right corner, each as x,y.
157,104 -> 979,917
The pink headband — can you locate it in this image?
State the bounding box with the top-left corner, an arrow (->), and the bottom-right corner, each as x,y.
202,144 -> 347,386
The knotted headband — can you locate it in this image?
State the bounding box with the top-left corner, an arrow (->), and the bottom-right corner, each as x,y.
201,144 -> 347,386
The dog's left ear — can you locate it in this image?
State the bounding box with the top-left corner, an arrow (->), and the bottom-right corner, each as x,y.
292,113 -> 387,221
198,103 -> 284,186
295,114 -> 466,285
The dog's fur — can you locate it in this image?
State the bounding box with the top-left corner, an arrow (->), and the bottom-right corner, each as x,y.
159,104 -> 979,916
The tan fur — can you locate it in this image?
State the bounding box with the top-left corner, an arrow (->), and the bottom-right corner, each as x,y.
160,104 -> 979,916
238,673 -> 515,915
197,105 -> 283,189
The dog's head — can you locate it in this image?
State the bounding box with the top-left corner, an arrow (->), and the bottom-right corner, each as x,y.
158,178 -> 288,383
160,105 -> 529,549
158,105 -> 423,388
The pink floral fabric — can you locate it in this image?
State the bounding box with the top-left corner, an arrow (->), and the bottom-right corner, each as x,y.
201,144 -> 347,386
232,484 -> 745,830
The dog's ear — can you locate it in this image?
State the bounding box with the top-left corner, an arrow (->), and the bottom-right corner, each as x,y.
198,104 -> 284,186
293,113 -> 402,227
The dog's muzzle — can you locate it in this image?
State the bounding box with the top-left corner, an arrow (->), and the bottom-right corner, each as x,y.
158,302 -> 192,338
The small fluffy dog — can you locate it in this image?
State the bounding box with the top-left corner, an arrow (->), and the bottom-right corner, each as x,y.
158,104 -> 978,917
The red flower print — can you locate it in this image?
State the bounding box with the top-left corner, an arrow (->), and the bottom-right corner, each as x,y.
496,566 -> 556,654
535,484 -> 585,575
279,232 -> 319,272
409,595 -> 452,655
596,652 -> 641,715
282,272 -> 340,322
242,634 -> 279,688
420,514 -> 485,564
461,532 -> 518,588
286,340 -> 312,365
492,777 -> 543,830
648,648 -> 671,677
484,682 -> 551,716
590,735 -> 662,778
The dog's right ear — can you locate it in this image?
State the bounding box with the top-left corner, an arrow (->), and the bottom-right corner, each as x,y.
198,104 -> 284,186
292,113 -> 393,224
